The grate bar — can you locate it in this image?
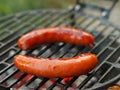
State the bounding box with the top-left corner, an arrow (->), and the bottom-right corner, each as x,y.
0,19 -> 16,29
0,38 -> 19,55
1,10 -> 70,55
0,10 -> 76,89
95,45 -> 120,71
0,11 -> 63,43
98,66 -> 113,83
77,72 -> 96,89
63,77 -> 78,90
90,28 -> 113,53
5,73 -> 27,88
0,10 -> 120,90
47,78 -> 62,90
97,33 -> 120,58
0,67 -> 18,83
78,45 -> 120,89
25,76 -> 37,86
7,11 -> 46,30
0,12 -> 48,43
71,15 -> 120,90
40,43 -> 66,58
0,12 -> 59,53
35,78 -> 48,90
0,15 -> 14,23
0,12 -> 29,30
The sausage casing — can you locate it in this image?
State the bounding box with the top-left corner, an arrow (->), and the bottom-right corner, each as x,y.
14,53 -> 98,78
18,27 -> 94,50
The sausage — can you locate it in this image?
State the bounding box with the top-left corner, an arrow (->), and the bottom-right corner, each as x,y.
108,85 -> 120,90
18,27 -> 94,50
15,27 -> 97,78
14,53 -> 98,78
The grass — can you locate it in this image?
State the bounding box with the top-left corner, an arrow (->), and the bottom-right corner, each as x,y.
0,0 -> 75,17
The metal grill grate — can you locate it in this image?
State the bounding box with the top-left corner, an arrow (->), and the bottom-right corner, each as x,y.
0,10 -> 120,90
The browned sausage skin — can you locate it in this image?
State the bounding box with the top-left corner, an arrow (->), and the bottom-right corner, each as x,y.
18,27 -> 94,50
14,53 -> 98,78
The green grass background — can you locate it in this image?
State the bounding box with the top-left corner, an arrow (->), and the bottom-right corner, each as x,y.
0,0 -> 75,17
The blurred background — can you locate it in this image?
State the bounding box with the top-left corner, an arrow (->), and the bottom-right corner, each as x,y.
0,0 -> 74,16
0,0 -> 119,26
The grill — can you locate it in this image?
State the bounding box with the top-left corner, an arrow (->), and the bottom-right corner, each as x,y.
0,9 -> 120,90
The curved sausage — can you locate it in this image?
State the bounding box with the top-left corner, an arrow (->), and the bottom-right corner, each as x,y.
18,27 -> 94,50
14,53 -> 98,78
